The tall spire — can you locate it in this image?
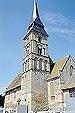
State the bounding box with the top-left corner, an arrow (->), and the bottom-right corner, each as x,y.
32,0 -> 39,21
28,0 -> 44,29
24,0 -> 48,40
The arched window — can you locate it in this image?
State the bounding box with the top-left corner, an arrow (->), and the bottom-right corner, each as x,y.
44,60 -> 47,71
37,45 -> 42,55
38,47 -> 42,55
70,65 -> 74,76
39,59 -> 42,70
34,57 -> 37,70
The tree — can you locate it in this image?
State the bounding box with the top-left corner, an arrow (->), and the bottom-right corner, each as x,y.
0,95 -> 5,107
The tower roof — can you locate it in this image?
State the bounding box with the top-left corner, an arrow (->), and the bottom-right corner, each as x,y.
24,0 -> 48,40
28,0 -> 44,29
32,0 -> 40,21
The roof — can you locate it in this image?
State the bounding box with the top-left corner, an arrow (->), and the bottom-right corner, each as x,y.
5,73 -> 22,92
24,0 -> 48,40
47,56 -> 69,80
29,25 -> 48,36
32,0 -> 40,22
28,0 -> 44,29
63,74 -> 75,90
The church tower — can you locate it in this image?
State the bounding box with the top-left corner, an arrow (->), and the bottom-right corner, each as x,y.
21,0 -> 50,112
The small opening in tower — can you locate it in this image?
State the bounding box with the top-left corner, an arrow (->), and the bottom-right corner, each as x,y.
38,47 -> 42,55
25,99 -> 26,101
38,36 -> 41,42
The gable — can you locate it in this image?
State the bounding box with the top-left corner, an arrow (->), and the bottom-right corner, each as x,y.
5,73 -> 22,92
52,56 -> 68,75
61,55 -> 75,78
47,55 -> 75,81
61,56 -> 75,89
48,56 -> 68,80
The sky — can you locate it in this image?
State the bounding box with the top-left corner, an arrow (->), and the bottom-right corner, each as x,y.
0,0 -> 75,94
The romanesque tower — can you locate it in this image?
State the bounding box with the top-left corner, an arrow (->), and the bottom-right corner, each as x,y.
21,0 -> 50,112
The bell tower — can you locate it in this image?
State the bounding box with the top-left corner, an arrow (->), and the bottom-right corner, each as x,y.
21,0 -> 50,112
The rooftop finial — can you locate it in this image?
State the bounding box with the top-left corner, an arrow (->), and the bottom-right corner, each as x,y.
32,0 -> 39,20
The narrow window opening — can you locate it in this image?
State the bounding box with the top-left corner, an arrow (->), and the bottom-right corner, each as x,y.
38,47 -> 42,55
70,65 -> 74,76
43,48 -> 45,55
39,59 -> 42,70
44,60 -> 47,71
38,36 -> 41,42
25,99 -> 26,101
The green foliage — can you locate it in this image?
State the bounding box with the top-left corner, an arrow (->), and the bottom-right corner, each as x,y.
0,95 -> 5,107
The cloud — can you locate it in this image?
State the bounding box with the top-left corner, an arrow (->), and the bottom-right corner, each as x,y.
41,11 -> 75,41
42,12 -> 70,26
47,27 -> 75,41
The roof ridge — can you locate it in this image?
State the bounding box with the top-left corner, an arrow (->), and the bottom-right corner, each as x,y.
60,54 -> 71,71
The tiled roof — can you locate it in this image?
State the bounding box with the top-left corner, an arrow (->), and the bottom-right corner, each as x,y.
5,73 -> 22,92
31,25 -> 48,36
63,74 -> 75,90
47,56 -> 68,80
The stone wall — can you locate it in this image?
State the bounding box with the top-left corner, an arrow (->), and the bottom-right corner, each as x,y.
60,56 -> 75,87
48,77 -> 64,112
21,71 -> 31,111
31,71 -> 49,112
22,31 -> 50,112
48,56 -> 75,112
4,86 -> 21,111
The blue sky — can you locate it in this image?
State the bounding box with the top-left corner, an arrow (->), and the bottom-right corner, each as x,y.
0,0 -> 75,94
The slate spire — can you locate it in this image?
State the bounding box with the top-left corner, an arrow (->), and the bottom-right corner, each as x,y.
24,0 -> 48,40
32,0 -> 39,21
28,0 -> 44,29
